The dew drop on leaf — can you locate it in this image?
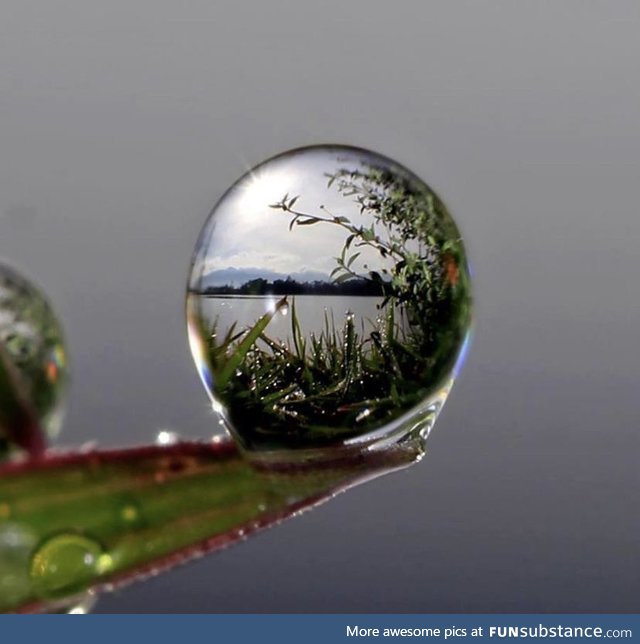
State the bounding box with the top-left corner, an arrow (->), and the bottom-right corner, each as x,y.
0,262 -> 68,453
186,145 -> 472,456
29,534 -> 106,598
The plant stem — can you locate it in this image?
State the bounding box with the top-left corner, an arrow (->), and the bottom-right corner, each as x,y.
0,438 -> 422,613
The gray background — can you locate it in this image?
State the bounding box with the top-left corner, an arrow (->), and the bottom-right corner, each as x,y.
1,1 -> 638,612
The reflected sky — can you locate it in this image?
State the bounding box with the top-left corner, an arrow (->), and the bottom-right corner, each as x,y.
190,147 -> 403,289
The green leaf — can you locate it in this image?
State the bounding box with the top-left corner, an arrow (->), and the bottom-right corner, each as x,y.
346,252 -> 361,268
216,297 -> 288,389
295,217 -> 322,226
290,298 -> 306,360
361,227 -> 375,242
333,273 -> 353,285
0,440 -> 421,613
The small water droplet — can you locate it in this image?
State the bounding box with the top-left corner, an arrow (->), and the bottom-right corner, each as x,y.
187,145 -> 472,456
0,262 -> 69,451
30,534 -> 106,598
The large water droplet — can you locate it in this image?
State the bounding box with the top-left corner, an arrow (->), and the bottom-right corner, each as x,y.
0,262 -> 68,453
29,534 -> 106,598
187,145 -> 472,455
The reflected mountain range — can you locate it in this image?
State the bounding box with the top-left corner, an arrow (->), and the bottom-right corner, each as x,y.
202,267 -> 329,288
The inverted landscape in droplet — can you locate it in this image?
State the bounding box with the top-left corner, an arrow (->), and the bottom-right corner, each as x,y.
187,145 -> 472,454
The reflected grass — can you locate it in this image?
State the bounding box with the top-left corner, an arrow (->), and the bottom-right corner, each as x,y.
207,295 -> 458,451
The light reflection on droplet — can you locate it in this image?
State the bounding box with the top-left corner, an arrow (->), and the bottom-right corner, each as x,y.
65,591 -> 97,614
355,408 -> 371,423
155,430 -> 179,446
95,553 -> 113,575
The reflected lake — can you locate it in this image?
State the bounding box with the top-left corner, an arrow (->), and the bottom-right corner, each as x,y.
196,294 -> 385,343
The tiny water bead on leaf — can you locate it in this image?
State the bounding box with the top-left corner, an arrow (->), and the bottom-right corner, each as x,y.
187,145 -> 472,456
29,534 -> 109,599
0,263 -> 68,456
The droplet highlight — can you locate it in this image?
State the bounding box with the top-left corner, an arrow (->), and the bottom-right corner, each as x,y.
50,591 -> 98,614
155,429 -> 179,446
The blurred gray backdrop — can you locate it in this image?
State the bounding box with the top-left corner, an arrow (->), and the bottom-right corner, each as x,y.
1,1 -> 638,612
